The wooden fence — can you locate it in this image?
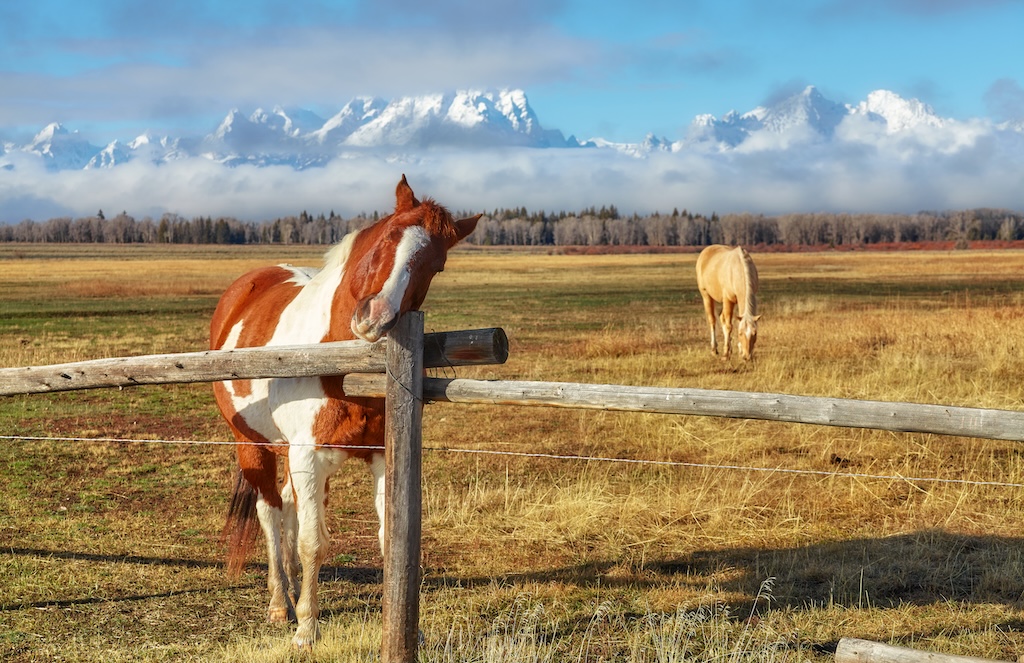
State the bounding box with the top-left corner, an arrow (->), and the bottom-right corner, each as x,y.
4,312 -> 1024,661
0,313 -> 507,663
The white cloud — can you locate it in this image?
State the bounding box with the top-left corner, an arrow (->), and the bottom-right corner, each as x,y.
4,127 -> 1024,225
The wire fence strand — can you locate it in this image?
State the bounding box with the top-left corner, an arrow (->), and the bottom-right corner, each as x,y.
3,434 -> 1022,489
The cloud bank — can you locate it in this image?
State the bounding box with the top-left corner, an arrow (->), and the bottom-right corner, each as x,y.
4,123 -> 1023,224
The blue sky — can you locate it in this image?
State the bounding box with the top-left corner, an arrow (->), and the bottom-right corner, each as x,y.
3,0 -> 1023,144
3,0 -> 1024,222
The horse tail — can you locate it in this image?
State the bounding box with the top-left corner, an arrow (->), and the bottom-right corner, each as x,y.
222,469 -> 261,578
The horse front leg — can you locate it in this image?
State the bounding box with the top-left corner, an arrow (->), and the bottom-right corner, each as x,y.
700,292 -> 719,355
288,447 -> 328,650
719,300 -> 735,360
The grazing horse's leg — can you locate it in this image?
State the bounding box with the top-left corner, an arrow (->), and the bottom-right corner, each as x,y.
700,291 -> 719,355
719,298 -> 736,360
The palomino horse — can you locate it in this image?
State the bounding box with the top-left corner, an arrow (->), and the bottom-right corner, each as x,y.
210,176 -> 479,649
695,244 -> 760,361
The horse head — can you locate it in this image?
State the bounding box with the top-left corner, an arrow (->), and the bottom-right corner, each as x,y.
738,314 -> 760,361
347,175 -> 479,342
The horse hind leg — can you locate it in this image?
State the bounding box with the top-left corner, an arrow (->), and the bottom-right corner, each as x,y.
233,442 -> 295,624
700,292 -> 719,355
256,496 -> 295,623
719,300 -> 736,360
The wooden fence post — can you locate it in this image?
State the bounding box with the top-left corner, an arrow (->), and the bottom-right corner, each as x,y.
382,311 -> 424,663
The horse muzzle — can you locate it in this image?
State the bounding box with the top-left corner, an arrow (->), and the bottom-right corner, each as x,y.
351,296 -> 399,343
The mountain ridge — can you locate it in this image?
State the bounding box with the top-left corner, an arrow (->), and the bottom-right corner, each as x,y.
2,85 -> 1020,172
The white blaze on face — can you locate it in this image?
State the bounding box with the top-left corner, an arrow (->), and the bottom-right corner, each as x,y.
378,225 -> 432,317
353,225 -> 432,340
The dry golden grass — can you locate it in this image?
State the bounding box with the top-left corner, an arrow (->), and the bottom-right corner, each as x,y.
2,245 -> 1023,662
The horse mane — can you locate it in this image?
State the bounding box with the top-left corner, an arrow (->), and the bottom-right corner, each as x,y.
418,197 -> 458,243
319,196 -> 456,275
738,247 -> 759,318
322,228 -> 359,273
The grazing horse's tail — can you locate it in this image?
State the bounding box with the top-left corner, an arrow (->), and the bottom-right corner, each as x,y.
222,469 -> 261,578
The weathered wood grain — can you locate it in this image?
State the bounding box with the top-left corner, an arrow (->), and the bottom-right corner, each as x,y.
381,312 -> 423,663
340,376 -> 1024,443
835,637 -> 1013,663
0,327 -> 507,396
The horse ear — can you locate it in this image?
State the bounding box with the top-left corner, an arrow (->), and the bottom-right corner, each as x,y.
451,214 -> 481,246
395,174 -> 419,211
752,314 -> 762,322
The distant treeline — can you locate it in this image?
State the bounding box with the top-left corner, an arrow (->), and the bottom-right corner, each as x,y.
3,206 -> 1024,248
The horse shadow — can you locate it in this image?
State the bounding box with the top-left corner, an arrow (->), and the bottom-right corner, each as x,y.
0,546 -> 381,614
8,530 -> 1023,630
429,529 -> 1024,614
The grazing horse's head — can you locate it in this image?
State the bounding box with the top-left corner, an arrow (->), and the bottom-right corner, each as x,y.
738,314 -> 760,362
346,175 -> 479,342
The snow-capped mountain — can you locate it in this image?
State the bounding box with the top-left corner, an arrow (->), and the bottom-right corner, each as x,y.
2,86 -> 1019,171
86,139 -> 132,169
853,89 -> 945,133
175,89 -> 570,167
760,85 -> 850,136
331,90 -> 568,149
310,97 -> 389,146
677,85 -> 948,152
22,123 -> 101,170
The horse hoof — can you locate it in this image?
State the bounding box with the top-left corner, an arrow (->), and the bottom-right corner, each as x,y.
292,630 -> 319,651
268,607 -> 290,623
290,627 -> 317,651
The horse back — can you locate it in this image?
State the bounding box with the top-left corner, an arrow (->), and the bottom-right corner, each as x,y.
696,245 -> 735,299
210,265 -> 313,351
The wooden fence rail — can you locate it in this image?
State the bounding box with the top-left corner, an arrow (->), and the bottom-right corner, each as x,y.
0,327 -> 508,396
340,375 -> 1024,443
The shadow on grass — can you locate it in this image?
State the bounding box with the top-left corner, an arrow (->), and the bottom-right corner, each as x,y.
0,546 -> 381,612
427,530 -> 1024,612
7,530 -> 1023,618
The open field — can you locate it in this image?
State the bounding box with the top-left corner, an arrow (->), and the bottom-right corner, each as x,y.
1,243 -> 1023,662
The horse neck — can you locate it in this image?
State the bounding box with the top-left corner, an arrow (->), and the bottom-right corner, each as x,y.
285,231 -> 359,343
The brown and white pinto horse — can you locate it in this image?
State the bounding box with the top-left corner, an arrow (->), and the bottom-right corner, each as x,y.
695,244 -> 760,362
210,176 -> 478,649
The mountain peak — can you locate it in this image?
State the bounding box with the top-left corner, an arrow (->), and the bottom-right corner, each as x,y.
854,89 -> 944,132
760,85 -> 848,136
